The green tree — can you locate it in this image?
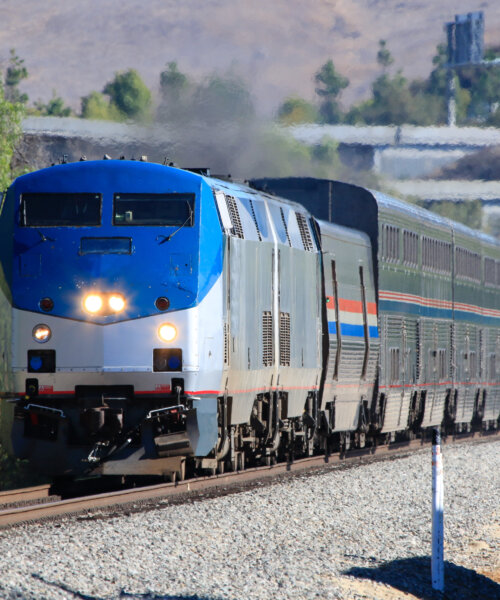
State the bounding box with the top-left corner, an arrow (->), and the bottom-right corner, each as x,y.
158,61 -> 190,121
192,73 -> 254,124
34,90 -> 72,117
4,49 -> 28,104
426,43 -> 471,124
346,71 -> 414,125
314,60 -> 349,124
103,69 -> 152,121
0,83 -> 24,190
160,61 -> 188,102
277,96 -> 318,125
377,40 -> 394,71
458,54 -> 500,123
81,91 -> 119,120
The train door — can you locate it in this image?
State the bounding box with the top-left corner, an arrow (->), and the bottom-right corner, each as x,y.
326,259 -> 341,382
381,315 -> 405,433
461,330 -> 473,425
428,322 -> 438,423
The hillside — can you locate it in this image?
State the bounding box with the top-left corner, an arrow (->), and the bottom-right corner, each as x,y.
2,0 -> 500,115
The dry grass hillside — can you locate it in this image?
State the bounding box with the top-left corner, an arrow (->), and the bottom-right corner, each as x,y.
1,0 -> 500,115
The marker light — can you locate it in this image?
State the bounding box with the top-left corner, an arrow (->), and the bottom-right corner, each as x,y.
155,296 -> 170,311
109,294 -> 126,312
32,324 -> 51,343
84,294 -> 103,314
39,297 -> 54,312
158,323 -> 177,342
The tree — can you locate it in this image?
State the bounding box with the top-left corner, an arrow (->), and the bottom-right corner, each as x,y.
0,83 -> 24,190
314,60 -> 349,123
34,91 -> 72,117
160,61 -> 188,102
277,96 -> 318,125
81,91 -> 119,120
103,69 -> 152,121
4,49 -> 28,104
158,61 -> 190,122
346,71 -> 414,125
458,52 -> 500,123
192,73 -> 254,124
377,40 -> 394,71
426,44 -> 470,124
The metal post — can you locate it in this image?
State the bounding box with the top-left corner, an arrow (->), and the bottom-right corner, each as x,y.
447,68 -> 456,127
432,427 -> 444,593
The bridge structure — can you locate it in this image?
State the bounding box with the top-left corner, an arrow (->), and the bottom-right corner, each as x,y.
290,124 -> 500,232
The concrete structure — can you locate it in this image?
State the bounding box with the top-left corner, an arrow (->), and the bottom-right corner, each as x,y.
289,124 -> 500,179
20,118 -> 500,180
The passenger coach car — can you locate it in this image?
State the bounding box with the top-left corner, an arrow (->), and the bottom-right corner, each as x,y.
0,162 -> 498,479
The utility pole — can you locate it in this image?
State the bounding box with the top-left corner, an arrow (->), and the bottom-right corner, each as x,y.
446,69 -> 456,127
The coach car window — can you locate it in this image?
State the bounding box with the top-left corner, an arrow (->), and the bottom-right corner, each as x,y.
485,257 -> 497,286
455,246 -> 481,282
382,224 -> 400,262
113,193 -> 194,226
422,237 -> 451,274
20,193 -> 101,227
403,230 -> 418,267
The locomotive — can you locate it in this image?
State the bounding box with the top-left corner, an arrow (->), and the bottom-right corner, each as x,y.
0,159 -> 499,479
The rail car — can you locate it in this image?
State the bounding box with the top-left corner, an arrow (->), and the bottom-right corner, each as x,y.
0,161 -> 498,479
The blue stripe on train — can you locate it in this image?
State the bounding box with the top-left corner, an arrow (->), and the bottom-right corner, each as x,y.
328,322 -> 379,338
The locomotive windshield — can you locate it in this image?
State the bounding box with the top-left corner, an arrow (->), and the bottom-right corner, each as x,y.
113,193 -> 195,226
20,193 -> 101,227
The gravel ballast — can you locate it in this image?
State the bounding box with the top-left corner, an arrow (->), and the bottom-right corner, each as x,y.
0,438 -> 499,600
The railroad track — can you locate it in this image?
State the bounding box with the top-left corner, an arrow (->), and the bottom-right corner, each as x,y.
0,484 -> 54,508
1,431 -> 498,529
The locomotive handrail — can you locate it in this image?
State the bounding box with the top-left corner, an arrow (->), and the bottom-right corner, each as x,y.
145,404 -> 186,420
25,404 -> 66,418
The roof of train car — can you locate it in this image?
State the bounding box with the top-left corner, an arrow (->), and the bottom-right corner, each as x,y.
370,188 -> 500,248
250,176 -> 500,249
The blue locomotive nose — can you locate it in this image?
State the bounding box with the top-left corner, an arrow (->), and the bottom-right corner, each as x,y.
8,161 -> 223,323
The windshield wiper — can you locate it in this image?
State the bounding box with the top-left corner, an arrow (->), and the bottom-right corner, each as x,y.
36,229 -> 55,243
156,201 -> 193,245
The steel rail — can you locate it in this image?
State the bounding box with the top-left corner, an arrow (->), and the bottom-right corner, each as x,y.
0,484 -> 52,507
0,431 -> 497,529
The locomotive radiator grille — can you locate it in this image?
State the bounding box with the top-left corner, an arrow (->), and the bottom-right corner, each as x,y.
262,311 -> 274,367
248,199 -> 262,241
279,312 -> 290,366
279,207 -> 292,247
225,195 -> 244,239
295,212 -> 314,252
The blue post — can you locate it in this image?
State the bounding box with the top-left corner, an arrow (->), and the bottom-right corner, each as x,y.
432,427 -> 444,593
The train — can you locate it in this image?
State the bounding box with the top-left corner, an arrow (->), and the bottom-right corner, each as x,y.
0,159 -> 499,480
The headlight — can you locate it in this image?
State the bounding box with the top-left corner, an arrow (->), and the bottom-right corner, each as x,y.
109,294 -> 126,312
158,323 -> 177,342
84,294 -> 103,314
32,324 -> 51,343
